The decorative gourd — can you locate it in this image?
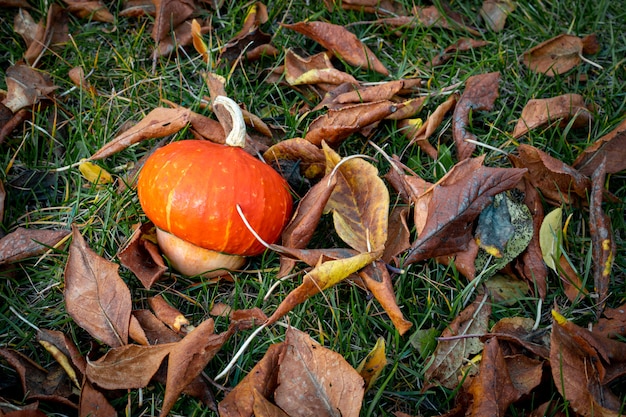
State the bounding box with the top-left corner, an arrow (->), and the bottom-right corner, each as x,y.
137,96 -> 293,277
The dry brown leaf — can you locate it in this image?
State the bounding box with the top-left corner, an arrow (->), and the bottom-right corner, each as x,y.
20,4 -> 68,66
425,295 -> 491,389
589,159 -> 616,316
335,80 -> 404,104
573,117 -> 626,176
594,303 -> 626,339
64,225 -> 131,348
218,343 -> 285,417
220,2 -> 271,62
404,93 -> 458,159
509,144 -> 591,205
383,205 -> 411,263
13,8 -> 44,50
90,107 -> 190,160
480,0 -> 516,32
79,380 -> 116,417
550,311 -> 624,417
305,100 -> 399,146
512,93 -> 592,138
148,295 -> 190,333
68,66 -> 97,96
85,343 -> 174,390
151,0 -> 195,43
406,157 -> 526,264
0,348 -> 77,409
63,0 -> 114,23
117,223 -> 167,289
282,21 -> 388,75
263,137 -> 326,179
452,71 -> 501,161
521,34 -> 599,76
0,181 -> 5,231
274,327 -> 364,417
467,337 -> 542,416
2,64 -> 58,112
0,227 -> 69,265
358,261 -> 413,335
132,309 -> 181,345
37,329 -> 86,377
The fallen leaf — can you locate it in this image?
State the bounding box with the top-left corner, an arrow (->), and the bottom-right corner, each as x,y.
452,71 -> 501,160
480,0 -> 516,32
323,143 -> 389,253
482,274 -> 528,305
406,157 -> 527,264
2,64 -> 58,112
383,4 -> 480,36
78,160 -> 113,185
0,348 -> 77,409
589,159 -> 615,316
425,295 -> 491,389
148,295 -> 190,333
161,318 -> 236,416
594,303 -> 626,339
358,261 -> 413,335
284,49 -> 358,91
266,251 -> 379,326
489,317 -> 550,359
510,144 -> 591,205
403,93 -> 458,159
68,66 -> 97,96
539,207 -> 563,273
85,343 -> 174,390
521,34 -> 599,76
13,8 -> 44,51
151,0 -> 195,43
382,205 -> 411,263
278,172 -> 338,276
512,93 -> 592,138
220,2 -> 272,62
191,19 -> 210,62
550,311 -> 624,416
219,343 -> 284,416
467,337 -> 542,416
573,117 -> 626,176
90,107 -> 191,160
282,21 -> 389,75
274,327 -> 364,417
305,101 -> 399,146
63,0 -> 113,23
0,227 -> 69,265
80,380 -> 116,417
356,336 -> 386,392
20,4 -> 68,66
263,137 -> 326,179
37,330 -> 84,388
117,223 -> 167,289
64,225 -> 132,348
335,80 -> 404,104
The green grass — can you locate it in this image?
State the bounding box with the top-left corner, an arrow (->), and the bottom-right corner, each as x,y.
1,0 -> 625,415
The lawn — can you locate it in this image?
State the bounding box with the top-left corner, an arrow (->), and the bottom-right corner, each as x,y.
0,0 -> 625,416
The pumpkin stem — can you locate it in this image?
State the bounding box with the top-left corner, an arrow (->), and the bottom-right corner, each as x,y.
214,95 -> 246,148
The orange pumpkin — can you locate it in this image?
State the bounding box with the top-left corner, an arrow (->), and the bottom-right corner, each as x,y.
137,97 -> 292,277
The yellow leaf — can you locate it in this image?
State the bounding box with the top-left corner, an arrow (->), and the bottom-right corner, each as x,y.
39,340 -> 80,388
79,160 -> 113,185
539,207 -> 562,272
356,336 -> 387,392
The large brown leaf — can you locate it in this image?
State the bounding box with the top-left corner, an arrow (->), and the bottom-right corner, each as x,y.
511,93 -> 592,138
305,101 -> 399,147
323,143 -> 389,253
521,34 -> 600,76
282,21 -> 388,75
452,71 -> 501,161
509,144 -> 591,205
573,117 -> 626,176
0,227 -> 69,265
90,107 -> 190,160
274,327 -> 364,417
2,64 -> 58,112
424,295 -> 491,389
117,223 -> 167,289
406,157 -> 526,264
151,0 -> 195,42
64,225 -> 131,348
550,311 -> 624,417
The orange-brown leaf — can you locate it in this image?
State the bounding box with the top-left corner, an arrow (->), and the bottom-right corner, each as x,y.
282,21 -> 388,75
64,225 -> 131,348
274,327 -> 364,417
512,93 -> 592,138
0,227 -> 69,265
521,34 -> 598,76
90,107 -> 190,160
573,117 -> 626,176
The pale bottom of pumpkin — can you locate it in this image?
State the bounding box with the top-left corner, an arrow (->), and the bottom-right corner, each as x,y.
156,229 -> 246,278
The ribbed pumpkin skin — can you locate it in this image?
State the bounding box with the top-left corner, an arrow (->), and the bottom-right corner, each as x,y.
137,140 -> 292,256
